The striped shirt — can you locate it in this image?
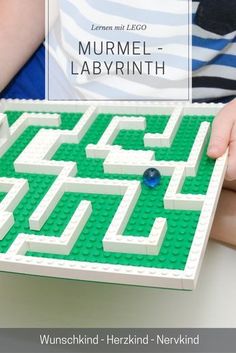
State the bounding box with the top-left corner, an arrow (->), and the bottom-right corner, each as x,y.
47,0 -> 189,100
192,0 -> 236,102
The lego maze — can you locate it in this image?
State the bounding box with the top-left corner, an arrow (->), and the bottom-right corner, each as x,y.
0,102 -> 227,289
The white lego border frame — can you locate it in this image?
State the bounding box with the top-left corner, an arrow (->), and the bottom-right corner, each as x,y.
0,100 -> 227,290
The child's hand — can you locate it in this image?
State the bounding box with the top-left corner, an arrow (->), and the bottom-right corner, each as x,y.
207,99 -> 236,181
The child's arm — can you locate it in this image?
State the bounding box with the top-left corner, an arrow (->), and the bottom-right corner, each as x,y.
0,0 -> 45,92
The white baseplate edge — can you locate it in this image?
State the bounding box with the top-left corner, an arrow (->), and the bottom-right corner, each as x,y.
0,100 -> 227,290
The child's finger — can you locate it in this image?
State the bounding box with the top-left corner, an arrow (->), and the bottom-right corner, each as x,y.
207,106 -> 234,159
226,122 -> 236,181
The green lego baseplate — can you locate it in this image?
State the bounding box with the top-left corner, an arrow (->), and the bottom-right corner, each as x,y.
0,103 -> 227,289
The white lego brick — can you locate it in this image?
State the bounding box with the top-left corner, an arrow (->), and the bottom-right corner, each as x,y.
143,134 -> 159,147
106,149 -> 154,163
14,129 -> 60,169
144,106 -> 183,147
0,140 -> 11,157
0,114 -> 10,156
103,160 -> 124,174
17,128 -> 61,160
146,218 -> 167,255
103,149 -> 155,175
170,194 -> 205,210
164,167 -> 185,197
0,212 -> 14,240
0,177 -> 25,193
151,161 -> 186,176
15,160 -> 77,176
0,179 -> 28,212
62,201 -> 92,248
183,103 -> 223,116
27,236 -> 63,254
0,113 -> 10,139
6,235 -> 30,256
186,122 -> 210,176
103,236 -> 146,254
116,116 -> 146,130
29,179 -> 64,231
99,119 -> 120,146
58,162 -> 77,177
15,201 -> 92,256
67,178 -> 115,194
8,114 -> 27,138
22,112 -> 61,127
0,178 -> 29,239
64,177 -> 131,195
86,144 -> 121,158
60,106 -> 97,143
97,103 -> 176,116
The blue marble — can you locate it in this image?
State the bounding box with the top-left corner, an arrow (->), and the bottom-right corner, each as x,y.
143,168 -> 161,188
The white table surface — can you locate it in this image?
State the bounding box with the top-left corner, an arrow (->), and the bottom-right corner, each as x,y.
0,240 -> 235,328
